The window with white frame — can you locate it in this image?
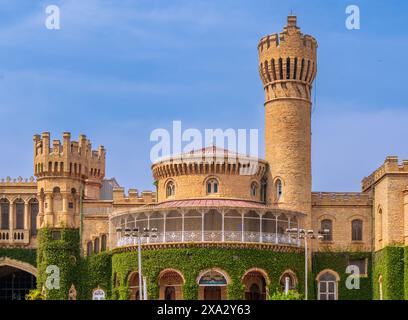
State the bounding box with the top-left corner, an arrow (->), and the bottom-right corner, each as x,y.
206,179 -> 219,194
318,272 -> 337,300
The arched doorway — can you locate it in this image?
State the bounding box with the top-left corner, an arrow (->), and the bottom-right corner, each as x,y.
198,269 -> 229,300
0,265 -> 36,300
158,269 -> 184,300
128,272 -> 141,300
242,269 -> 268,300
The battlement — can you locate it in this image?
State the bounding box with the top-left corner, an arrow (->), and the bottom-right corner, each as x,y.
258,16 -> 317,90
258,17 -> 317,53
112,187 -> 157,204
312,192 -> 372,206
0,176 -> 36,185
33,132 -> 106,181
362,156 -> 408,191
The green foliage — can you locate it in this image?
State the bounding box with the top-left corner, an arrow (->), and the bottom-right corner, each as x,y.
77,251 -> 112,300
313,251 -> 372,300
26,289 -> 45,300
0,248 -> 37,266
373,246 -> 404,300
111,247 -> 305,300
270,289 -> 303,300
404,247 -> 408,300
36,228 -> 113,300
37,228 -> 81,300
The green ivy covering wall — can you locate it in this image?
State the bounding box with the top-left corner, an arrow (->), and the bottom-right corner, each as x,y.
312,252 -> 372,300
0,248 -> 37,267
77,251 -> 112,300
404,247 -> 408,300
36,228 -> 81,300
372,246 -> 404,300
111,247 -> 305,300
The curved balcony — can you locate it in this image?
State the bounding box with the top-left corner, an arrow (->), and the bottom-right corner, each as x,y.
110,199 -> 304,249
116,230 -> 299,246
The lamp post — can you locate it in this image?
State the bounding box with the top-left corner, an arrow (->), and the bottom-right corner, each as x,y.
116,226 -> 158,300
286,227 -> 329,300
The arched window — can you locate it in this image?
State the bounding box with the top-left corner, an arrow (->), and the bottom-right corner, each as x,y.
198,270 -> 228,300
278,58 -> 283,79
0,199 -> 10,230
15,199 -> 25,230
318,272 -> 338,300
286,57 -> 291,79
94,238 -> 100,254
378,208 -> 383,241
275,179 -> 283,201
280,272 -> 297,293
86,241 -> 93,256
101,234 -> 107,251
321,219 -> 333,241
166,181 -> 175,198
351,219 -> 363,241
206,179 -> 219,194
251,182 -> 258,198
30,199 -> 39,236
260,178 -> 267,203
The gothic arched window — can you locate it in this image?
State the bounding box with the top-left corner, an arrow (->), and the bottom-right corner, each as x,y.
206,179 -> 219,194
321,219 -> 333,241
166,181 -> 175,198
351,219 -> 363,241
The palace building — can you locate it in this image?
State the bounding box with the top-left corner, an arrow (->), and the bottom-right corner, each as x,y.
0,16 -> 406,300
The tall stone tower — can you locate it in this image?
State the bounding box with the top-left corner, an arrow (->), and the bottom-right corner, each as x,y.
258,16 -> 317,226
33,132 -> 105,229
33,132 -> 105,299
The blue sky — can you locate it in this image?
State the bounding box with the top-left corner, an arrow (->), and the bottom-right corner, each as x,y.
1,0 -> 408,193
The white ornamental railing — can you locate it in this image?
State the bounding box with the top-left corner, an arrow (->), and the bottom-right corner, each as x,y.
116,231 -> 300,247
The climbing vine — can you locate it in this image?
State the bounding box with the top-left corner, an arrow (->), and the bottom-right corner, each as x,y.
111,246 -> 305,300
372,246 -> 404,300
313,251 -> 372,300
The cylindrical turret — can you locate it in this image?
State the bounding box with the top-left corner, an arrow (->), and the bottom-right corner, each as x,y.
33,132 -> 106,228
258,16 -> 317,225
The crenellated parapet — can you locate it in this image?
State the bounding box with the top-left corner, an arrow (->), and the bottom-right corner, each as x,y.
112,187 -> 156,205
312,192 -> 372,207
33,132 -> 106,228
258,15 -> 317,102
0,176 -> 36,185
33,132 -> 105,181
362,156 -> 408,192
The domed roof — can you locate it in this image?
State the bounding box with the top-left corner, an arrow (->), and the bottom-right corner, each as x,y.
152,145 -> 265,166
